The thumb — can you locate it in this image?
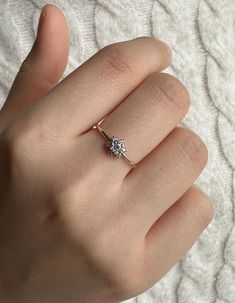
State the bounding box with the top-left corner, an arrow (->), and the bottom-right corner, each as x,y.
0,4 -> 69,132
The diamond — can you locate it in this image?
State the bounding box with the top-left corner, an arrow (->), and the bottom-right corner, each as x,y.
107,136 -> 127,158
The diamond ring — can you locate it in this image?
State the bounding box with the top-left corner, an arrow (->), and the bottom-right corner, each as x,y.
93,123 -> 136,168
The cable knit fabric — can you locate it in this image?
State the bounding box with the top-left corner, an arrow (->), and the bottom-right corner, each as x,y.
0,0 -> 234,302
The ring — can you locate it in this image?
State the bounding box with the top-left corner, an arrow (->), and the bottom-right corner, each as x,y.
93,122 -> 137,168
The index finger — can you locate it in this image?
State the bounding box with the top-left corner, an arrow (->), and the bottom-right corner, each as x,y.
26,37 -> 171,138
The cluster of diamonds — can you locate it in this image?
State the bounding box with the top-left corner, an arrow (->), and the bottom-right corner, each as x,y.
107,136 -> 126,158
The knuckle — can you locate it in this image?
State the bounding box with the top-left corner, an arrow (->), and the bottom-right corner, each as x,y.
101,43 -> 135,79
180,128 -> 208,169
0,126 -> 26,176
2,125 -> 25,154
154,73 -> 190,112
2,118 -> 38,164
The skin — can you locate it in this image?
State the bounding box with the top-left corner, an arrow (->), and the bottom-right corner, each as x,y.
0,4 -> 214,303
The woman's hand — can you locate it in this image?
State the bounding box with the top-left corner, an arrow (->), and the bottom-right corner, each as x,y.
0,5 -> 214,303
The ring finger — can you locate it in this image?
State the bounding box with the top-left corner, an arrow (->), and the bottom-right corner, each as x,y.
81,72 -> 190,177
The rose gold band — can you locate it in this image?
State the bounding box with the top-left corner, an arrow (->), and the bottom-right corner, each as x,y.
93,122 -> 137,168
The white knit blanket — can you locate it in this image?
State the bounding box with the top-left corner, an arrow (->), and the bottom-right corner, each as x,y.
0,1 -> 234,302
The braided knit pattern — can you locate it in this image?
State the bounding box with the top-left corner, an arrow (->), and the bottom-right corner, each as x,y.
0,0 -> 234,302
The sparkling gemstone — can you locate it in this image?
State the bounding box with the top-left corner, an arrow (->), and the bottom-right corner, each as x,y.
107,136 -> 126,158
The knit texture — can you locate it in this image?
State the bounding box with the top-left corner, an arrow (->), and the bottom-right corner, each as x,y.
0,0 -> 234,302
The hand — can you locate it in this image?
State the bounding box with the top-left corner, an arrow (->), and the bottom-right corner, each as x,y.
0,4 -> 214,303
